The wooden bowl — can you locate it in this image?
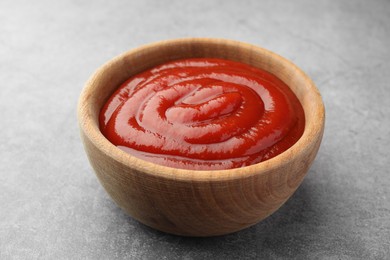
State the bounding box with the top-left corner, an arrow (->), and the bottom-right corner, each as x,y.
78,38 -> 325,237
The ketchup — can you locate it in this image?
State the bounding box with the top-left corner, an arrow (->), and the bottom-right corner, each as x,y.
99,58 -> 305,170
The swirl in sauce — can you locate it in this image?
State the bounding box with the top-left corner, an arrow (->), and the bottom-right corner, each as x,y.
100,58 -> 305,170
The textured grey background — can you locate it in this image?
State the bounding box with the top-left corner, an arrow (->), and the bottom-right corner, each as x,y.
1,0 -> 389,259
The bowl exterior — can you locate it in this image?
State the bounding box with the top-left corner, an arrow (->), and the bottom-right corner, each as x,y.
80,127 -> 322,236
78,38 -> 325,236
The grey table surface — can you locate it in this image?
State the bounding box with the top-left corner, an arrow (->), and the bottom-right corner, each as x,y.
1,0 -> 389,259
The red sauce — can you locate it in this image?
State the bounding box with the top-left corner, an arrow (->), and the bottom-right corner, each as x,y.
99,58 -> 305,170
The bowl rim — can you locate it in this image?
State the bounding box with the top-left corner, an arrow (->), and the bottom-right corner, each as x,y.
78,37 -> 325,182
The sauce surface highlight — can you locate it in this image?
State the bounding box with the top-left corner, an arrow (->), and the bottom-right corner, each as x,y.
99,58 -> 305,170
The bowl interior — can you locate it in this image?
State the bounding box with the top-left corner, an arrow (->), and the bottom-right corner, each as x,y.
78,38 -> 325,181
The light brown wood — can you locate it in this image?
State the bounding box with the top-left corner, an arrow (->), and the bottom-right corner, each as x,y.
78,38 -> 325,237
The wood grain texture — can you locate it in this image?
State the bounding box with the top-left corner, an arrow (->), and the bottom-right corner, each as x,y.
78,38 -> 325,237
